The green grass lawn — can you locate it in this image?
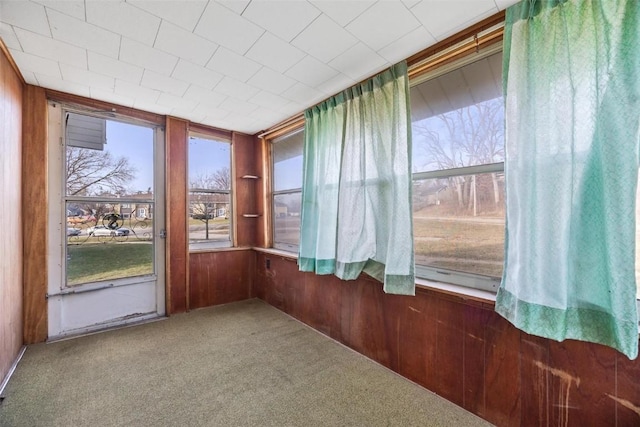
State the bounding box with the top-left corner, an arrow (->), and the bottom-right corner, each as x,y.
67,242 -> 153,286
413,217 -> 505,277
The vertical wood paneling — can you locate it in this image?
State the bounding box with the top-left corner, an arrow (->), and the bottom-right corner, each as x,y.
435,297 -> 465,406
233,132 -> 258,247
188,250 -> 255,309
22,85 -> 47,344
462,304 -> 491,417
547,340 -> 616,427
1,45 -> 24,381
166,117 -> 188,314
616,346 -> 640,426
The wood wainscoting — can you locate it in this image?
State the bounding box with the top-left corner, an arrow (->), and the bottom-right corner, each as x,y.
254,252 -> 640,427
189,249 -> 255,310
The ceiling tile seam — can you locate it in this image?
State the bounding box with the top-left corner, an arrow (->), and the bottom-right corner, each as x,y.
43,5 -> 125,61
356,5 -> 423,55
41,5 -> 54,39
335,0 -> 378,28
407,4 -> 437,43
9,25 -> 25,53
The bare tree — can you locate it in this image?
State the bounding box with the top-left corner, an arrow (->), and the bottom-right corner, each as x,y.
413,98 -> 504,214
189,167 -> 231,240
190,167 -> 231,191
66,147 -> 136,196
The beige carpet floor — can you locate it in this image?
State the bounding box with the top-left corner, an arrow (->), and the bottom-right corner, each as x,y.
0,299 -> 492,427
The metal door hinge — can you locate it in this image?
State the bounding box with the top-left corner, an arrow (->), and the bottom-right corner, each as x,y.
159,229 -> 167,239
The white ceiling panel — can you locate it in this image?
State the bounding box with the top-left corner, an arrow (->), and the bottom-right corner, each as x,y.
249,90 -> 293,110
206,46 -> 261,83
282,82 -> 325,106
1,0 -> 513,134
214,76 -> 260,101
244,32 -> 305,74
217,0 -> 250,15
378,26 -> 437,64
291,14 -> 358,63
285,56 -> 339,88
9,49 -> 61,78
315,73 -> 355,98
219,97 -> 259,115
127,0 -> 208,31
114,79 -> 161,102
346,2 -> 420,51
328,42 -> 387,81
119,38 -> 178,76
60,63 -> 115,90
0,23 -> 20,49
154,21 -> 217,67
34,0 -> 85,20
47,9 -> 121,59
88,52 -> 144,85
156,92 -> 198,111
172,60 -> 223,91
36,73 -> 90,97
242,1 -> 320,42
13,27 -> 87,68
309,0 -> 375,27
85,0 -> 160,46
410,0 -> 497,40
183,85 -> 227,108
141,70 -> 189,97
89,87 -> 135,108
194,1 -> 264,55
247,67 -> 297,96
0,0 -> 49,36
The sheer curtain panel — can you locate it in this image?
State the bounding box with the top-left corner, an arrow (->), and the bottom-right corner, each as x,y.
497,0 -> 640,359
298,62 -> 415,296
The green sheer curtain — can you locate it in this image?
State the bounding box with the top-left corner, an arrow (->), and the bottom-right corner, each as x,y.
298,62 -> 415,296
497,0 -> 640,359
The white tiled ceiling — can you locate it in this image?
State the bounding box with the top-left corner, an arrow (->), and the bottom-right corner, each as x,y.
0,0 -> 519,134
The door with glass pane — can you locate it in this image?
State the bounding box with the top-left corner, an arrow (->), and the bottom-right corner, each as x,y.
47,104 -> 165,338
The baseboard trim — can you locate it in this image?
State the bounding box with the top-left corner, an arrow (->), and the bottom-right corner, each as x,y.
0,346 -> 27,397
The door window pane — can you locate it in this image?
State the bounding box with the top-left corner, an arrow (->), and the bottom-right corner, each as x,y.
64,115 -> 156,287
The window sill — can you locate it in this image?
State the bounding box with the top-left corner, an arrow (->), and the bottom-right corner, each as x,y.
190,246 -> 253,254
252,247 -> 496,305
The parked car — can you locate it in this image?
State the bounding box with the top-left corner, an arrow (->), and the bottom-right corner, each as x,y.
86,226 -> 130,237
67,228 -> 81,236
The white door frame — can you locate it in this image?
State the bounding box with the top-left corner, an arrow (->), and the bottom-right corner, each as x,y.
47,102 -> 166,339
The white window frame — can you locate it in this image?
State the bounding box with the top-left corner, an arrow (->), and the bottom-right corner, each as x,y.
271,129 -> 303,253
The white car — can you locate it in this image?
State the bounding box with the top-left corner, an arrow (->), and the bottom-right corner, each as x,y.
86,226 -> 130,237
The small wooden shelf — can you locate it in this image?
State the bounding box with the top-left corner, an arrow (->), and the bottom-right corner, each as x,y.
242,214 -> 260,218
241,175 -> 260,179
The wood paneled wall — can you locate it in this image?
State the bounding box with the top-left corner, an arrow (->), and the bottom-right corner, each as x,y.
254,253 -> 640,427
0,44 -> 24,382
22,85 -> 48,344
166,117 -> 189,314
233,132 -> 258,247
189,250 -> 255,309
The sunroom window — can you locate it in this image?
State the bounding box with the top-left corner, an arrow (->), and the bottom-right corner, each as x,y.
410,48 -> 505,292
188,134 -> 232,250
272,129 -> 303,252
